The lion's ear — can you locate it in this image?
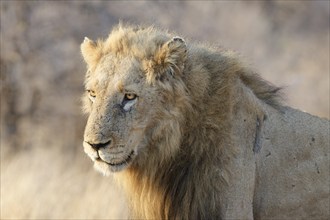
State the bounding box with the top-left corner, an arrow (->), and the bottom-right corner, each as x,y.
81,37 -> 102,67
153,37 -> 187,77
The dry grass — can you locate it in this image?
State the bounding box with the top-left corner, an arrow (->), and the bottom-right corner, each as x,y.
1,148 -> 128,219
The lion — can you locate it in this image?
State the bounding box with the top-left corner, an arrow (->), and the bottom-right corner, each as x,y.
80,24 -> 329,219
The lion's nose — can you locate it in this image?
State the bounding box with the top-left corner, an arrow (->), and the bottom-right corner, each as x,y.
88,140 -> 111,151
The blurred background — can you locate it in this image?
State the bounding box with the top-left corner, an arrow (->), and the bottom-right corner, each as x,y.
1,1 -> 329,219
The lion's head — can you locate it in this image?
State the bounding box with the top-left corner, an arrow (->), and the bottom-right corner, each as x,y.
81,26 -> 190,174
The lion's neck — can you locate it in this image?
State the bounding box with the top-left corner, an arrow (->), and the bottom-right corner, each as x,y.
115,130 -> 231,219
116,156 -> 195,219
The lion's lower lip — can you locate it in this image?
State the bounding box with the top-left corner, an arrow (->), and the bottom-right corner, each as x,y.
102,150 -> 134,167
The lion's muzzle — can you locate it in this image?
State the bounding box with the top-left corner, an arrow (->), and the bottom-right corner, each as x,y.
83,140 -> 135,173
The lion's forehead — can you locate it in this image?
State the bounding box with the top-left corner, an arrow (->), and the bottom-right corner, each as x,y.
86,56 -> 146,98
89,55 -> 135,83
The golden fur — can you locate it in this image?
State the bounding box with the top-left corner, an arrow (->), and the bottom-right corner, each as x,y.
81,24 -> 329,219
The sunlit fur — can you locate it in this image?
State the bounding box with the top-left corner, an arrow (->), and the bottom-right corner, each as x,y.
81,24 -> 329,219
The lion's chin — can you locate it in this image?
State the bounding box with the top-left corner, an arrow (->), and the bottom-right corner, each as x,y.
94,150 -> 135,174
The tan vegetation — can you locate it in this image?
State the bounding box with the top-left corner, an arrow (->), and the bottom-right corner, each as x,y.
1,1 -> 329,219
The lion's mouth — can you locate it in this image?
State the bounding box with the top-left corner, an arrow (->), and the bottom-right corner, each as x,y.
98,150 -> 134,167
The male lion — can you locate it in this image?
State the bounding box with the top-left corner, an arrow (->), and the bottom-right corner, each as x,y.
81,24 -> 329,219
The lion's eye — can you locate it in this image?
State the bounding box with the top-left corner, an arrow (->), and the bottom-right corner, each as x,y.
87,89 -> 96,102
122,93 -> 138,111
124,93 -> 137,101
